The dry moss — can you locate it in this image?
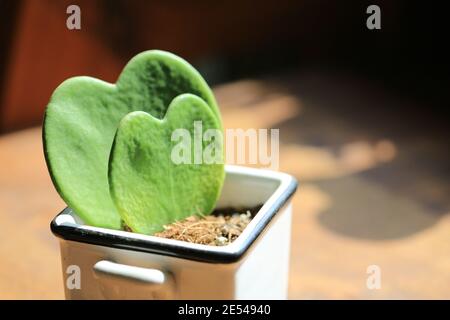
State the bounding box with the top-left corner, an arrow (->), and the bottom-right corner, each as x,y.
154,211 -> 253,246
123,206 -> 262,246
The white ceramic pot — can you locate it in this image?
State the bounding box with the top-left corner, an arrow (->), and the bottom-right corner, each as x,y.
51,165 -> 297,299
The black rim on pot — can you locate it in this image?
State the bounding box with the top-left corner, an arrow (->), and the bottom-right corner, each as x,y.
51,172 -> 298,264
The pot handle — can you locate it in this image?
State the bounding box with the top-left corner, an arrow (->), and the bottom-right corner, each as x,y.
93,260 -> 175,299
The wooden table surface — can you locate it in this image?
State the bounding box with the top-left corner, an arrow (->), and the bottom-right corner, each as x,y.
1,75 -> 449,299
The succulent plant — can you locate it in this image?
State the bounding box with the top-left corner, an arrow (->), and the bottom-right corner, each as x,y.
43,50 -> 224,233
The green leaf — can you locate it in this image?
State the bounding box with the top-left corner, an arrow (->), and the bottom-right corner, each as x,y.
43,50 -> 220,229
109,94 -> 224,235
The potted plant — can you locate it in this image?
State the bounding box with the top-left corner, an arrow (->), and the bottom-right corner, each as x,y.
45,50 -> 297,299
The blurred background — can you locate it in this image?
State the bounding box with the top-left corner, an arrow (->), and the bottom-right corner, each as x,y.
0,0 -> 449,299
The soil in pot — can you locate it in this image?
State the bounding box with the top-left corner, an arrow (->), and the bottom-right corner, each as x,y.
124,205 -> 262,246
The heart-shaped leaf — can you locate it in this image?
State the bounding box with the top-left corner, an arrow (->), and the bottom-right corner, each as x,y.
43,50 -> 220,229
108,94 -> 224,235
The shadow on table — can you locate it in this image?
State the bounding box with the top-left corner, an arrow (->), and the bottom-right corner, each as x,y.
268,71 -> 449,240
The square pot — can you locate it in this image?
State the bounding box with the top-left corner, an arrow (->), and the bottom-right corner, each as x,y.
51,165 -> 298,299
